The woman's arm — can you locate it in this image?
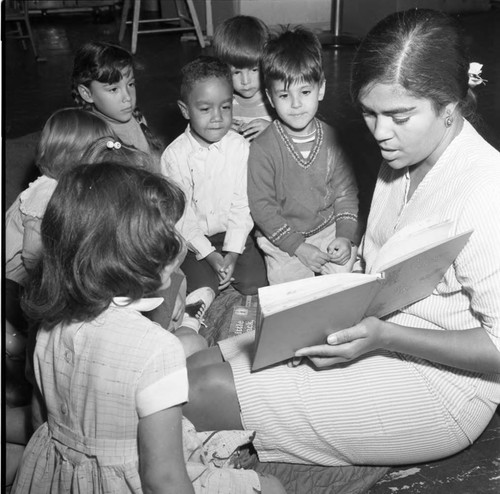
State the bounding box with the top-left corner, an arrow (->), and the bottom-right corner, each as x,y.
295,317 -> 500,374
138,405 -> 194,494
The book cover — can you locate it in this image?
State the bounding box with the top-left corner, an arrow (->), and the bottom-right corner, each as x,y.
251,226 -> 473,371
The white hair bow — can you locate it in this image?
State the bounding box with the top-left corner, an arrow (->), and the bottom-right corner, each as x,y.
468,62 -> 487,88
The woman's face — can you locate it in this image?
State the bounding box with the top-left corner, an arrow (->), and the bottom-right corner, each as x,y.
358,82 -> 453,170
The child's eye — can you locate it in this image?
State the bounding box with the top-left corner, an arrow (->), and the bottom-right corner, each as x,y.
128,80 -> 136,87
108,87 -> 118,93
251,67 -> 259,73
222,105 -> 232,111
302,90 -> 312,96
199,107 -> 209,112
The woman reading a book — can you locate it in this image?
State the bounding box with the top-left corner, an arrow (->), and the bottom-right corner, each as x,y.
183,9 -> 500,467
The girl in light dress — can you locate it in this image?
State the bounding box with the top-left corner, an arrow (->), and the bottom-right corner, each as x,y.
12,163 -> 285,494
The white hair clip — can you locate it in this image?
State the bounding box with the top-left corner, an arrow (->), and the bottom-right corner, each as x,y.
106,140 -> 122,150
468,62 -> 487,88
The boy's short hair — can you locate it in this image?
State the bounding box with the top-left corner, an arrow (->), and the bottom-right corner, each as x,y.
180,56 -> 232,103
213,15 -> 269,68
262,25 -> 324,89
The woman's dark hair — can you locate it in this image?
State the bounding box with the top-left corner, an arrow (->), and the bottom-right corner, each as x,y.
212,15 -> 270,69
261,25 -> 324,90
350,9 -> 476,119
22,163 -> 185,329
36,108 -> 112,179
180,56 -> 232,103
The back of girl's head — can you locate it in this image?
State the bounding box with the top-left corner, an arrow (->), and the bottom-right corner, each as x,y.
23,163 -> 185,329
36,108 -> 112,179
261,25 -> 323,89
180,56 -> 232,103
80,136 -> 159,173
212,15 -> 269,68
71,41 -> 135,108
350,9 -> 475,118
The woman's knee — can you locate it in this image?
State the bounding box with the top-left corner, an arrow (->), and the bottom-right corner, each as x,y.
185,361 -> 242,431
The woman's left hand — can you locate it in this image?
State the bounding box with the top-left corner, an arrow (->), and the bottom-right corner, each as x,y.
293,316 -> 385,368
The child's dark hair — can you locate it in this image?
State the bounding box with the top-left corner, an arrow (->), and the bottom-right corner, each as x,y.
36,107 -> 112,179
71,41 -> 164,153
261,25 -> 324,90
22,163 -> 185,329
71,41 -> 136,109
212,15 -> 269,68
80,136 -> 159,173
180,56 -> 232,103
350,9 -> 476,120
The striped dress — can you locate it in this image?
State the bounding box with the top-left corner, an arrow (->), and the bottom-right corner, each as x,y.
218,119 -> 500,466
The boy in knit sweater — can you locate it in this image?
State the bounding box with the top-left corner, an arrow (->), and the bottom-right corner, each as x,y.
248,26 -> 360,284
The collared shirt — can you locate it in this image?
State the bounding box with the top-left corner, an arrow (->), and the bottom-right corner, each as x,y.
161,126 -> 253,260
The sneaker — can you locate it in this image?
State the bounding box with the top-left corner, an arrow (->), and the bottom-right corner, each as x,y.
185,287 -> 216,322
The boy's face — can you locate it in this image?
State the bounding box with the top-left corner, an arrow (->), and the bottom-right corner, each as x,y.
178,77 -> 233,147
266,79 -> 326,135
230,66 -> 261,100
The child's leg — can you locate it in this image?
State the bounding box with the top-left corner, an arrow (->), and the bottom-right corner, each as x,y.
181,250 -> 220,295
257,236 -> 314,284
148,269 -> 186,330
232,234 -> 268,295
259,473 -> 287,494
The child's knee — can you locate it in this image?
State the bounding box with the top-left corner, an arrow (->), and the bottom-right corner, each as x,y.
258,473 -> 287,494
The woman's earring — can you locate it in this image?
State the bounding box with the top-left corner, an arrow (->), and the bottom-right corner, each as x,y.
445,115 -> 453,128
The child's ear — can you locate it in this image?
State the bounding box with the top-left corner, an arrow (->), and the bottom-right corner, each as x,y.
177,100 -> 190,120
265,89 -> 275,109
77,84 -> 94,104
318,79 -> 326,102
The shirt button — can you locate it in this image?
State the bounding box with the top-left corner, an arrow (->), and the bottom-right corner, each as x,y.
61,404 -> 68,415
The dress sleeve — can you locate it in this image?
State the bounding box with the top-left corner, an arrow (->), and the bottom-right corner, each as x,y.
135,331 -> 189,418
22,215 -> 43,274
454,178 -> 500,351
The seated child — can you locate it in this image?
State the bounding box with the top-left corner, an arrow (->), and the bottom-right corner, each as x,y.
213,15 -> 274,141
12,163 -> 284,494
161,56 -> 268,311
79,136 -> 208,356
72,40 -> 164,168
248,26 -> 360,285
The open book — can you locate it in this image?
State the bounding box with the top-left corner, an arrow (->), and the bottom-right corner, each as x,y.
251,220 -> 472,371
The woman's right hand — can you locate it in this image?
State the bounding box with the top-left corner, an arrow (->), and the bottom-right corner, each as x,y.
294,317 -> 386,368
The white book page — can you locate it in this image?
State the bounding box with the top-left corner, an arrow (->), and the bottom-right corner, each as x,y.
371,219 -> 454,273
258,273 -> 380,316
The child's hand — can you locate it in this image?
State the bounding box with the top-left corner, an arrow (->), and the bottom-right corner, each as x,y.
327,237 -> 352,266
232,118 -> 243,133
219,252 -> 238,290
239,118 -> 271,141
206,251 -> 225,276
295,243 -> 333,273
